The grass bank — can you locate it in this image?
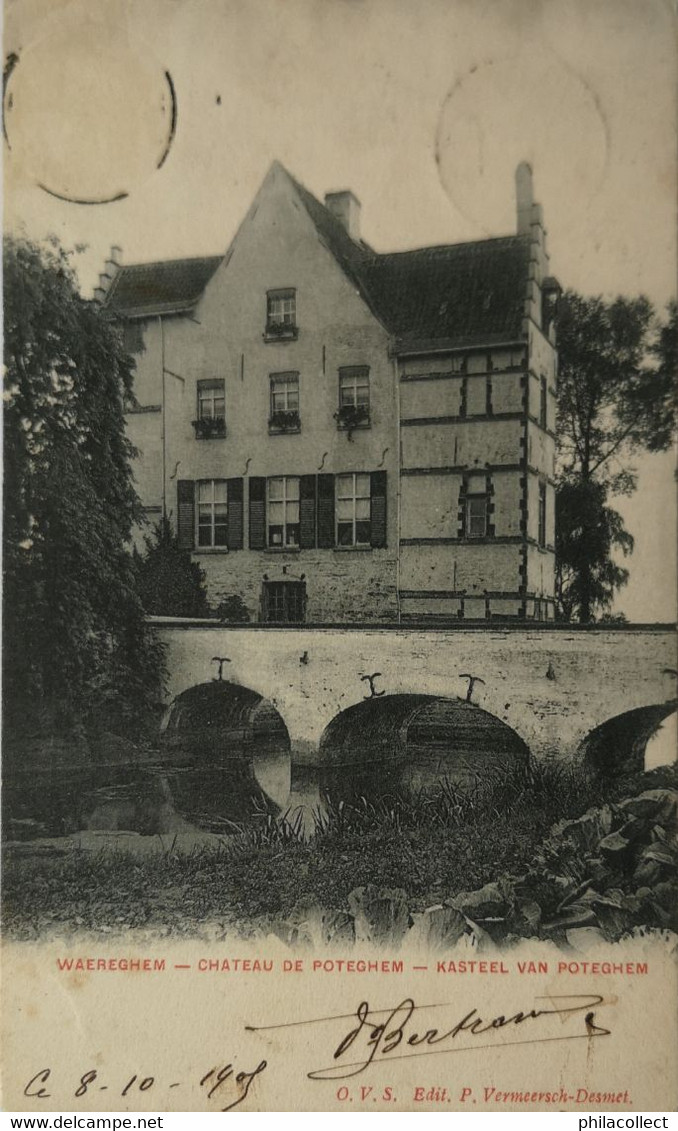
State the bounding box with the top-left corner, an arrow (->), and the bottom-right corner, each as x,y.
2,760 -> 676,939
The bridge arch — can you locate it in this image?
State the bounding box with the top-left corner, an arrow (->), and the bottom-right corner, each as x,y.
317,692 -> 530,802
163,680 -> 288,752
161,680 -> 292,826
578,700 -> 677,779
645,710 -> 677,771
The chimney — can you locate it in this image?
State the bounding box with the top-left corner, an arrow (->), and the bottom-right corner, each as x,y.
324,190 -> 361,241
105,244 -> 122,277
516,162 -> 534,236
515,163 -> 554,334
93,245 -> 122,303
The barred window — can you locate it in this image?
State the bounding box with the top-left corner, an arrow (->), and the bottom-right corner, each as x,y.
262,580 -> 305,623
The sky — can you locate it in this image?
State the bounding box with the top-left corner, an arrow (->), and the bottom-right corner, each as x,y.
5,0 -> 677,621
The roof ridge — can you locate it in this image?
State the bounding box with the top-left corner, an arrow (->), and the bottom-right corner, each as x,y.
117,254 -> 223,273
372,234 -> 529,261
278,165 -> 390,329
105,163 -> 533,342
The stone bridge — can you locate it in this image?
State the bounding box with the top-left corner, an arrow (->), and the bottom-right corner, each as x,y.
152,621 -> 677,772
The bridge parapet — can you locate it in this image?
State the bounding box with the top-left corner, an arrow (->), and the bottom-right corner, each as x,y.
151,621 -> 677,764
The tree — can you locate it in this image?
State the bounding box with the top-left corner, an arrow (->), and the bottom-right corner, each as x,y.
555,291 -> 675,621
555,480 -> 634,623
3,236 -> 165,739
135,518 -> 211,618
629,298 -> 677,453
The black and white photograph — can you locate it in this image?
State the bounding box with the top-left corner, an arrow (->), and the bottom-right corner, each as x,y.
2,0 -> 677,1114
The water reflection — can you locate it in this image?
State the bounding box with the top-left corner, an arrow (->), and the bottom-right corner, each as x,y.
3,698 -> 535,840
3,762 -> 185,839
2,738 -> 293,840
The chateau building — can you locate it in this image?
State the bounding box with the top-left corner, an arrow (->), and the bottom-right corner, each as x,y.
100,161 -> 559,623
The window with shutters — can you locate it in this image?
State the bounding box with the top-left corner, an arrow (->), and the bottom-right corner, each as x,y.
197,480 -> 228,547
262,580 -> 306,623
336,472 -> 371,547
267,476 -> 300,548
269,373 -> 300,432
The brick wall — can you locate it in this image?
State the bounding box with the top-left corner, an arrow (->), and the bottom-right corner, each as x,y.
195,546 -> 398,622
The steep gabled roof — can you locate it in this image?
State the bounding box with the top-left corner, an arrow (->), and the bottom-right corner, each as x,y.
105,256 -> 222,317
286,170 -> 377,306
103,164 -> 531,346
361,237 -> 531,350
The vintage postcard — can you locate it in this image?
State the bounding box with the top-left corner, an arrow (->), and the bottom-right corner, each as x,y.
2,0 -> 677,1114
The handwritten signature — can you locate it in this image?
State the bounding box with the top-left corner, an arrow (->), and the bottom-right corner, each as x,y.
247,993 -> 611,1080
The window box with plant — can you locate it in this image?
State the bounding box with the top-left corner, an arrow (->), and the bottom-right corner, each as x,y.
265,289 -> 298,341
264,320 -> 299,341
191,416 -> 226,440
334,402 -> 370,439
268,408 -> 301,433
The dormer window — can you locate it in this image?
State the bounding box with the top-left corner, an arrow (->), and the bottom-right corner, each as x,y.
265,289 -> 298,340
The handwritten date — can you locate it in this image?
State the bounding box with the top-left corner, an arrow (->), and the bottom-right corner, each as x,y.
24,1060 -> 267,1113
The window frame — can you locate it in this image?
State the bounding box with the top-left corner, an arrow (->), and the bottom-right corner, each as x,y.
267,475 -> 301,549
539,375 -> 548,430
269,372 -> 301,431
262,580 -> 306,623
465,493 -> 488,539
335,471 -> 372,547
197,478 -> 228,548
266,289 -> 297,336
197,378 -> 225,422
538,480 -> 547,548
338,366 -> 370,412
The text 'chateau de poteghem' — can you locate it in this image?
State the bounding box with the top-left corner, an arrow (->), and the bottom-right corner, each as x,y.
99,160 -> 561,624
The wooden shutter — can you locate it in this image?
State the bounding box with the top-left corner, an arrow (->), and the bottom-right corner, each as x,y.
227,477 -> 244,550
370,471 -> 387,548
317,474 -> 335,548
249,477 -> 266,550
299,475 -> 316,549
177,480 -> 195,549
